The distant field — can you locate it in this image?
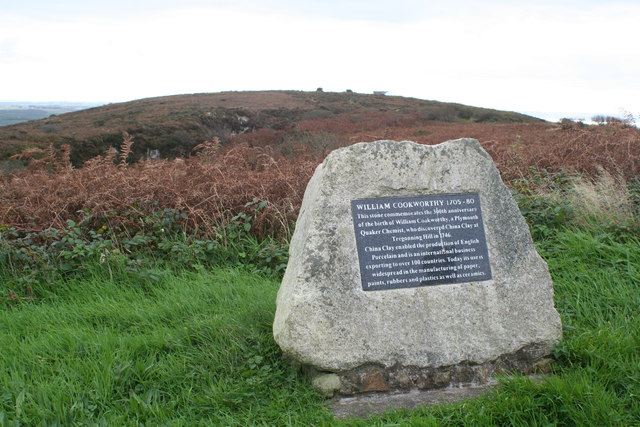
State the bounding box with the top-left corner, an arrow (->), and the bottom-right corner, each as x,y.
0,109 -> 54,126
0,102 -> 101,126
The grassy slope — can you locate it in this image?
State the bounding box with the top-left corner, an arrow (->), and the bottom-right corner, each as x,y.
0,91 -> 542,162
1,228 -> 638,425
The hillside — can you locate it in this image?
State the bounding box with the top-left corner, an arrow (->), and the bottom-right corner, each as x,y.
0,90 -> 542,165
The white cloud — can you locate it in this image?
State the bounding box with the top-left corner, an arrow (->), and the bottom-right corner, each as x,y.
0,2 -> 639,117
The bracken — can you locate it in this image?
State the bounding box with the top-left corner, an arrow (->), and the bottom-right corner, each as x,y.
1,122 -> 638,237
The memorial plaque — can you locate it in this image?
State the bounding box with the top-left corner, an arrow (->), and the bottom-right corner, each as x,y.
351,193 -> 492,291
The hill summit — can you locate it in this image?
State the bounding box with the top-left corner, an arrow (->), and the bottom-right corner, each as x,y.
0,91 -> 541,165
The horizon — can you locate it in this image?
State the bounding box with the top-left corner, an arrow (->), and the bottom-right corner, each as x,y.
0,88 -> 636,124
0,90 -> 632,125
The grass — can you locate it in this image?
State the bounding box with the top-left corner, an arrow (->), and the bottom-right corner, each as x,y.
1,225 -> 639,425
0,266 -> 329,425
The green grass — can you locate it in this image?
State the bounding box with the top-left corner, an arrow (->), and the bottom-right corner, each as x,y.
1,226 -> 639,425
0,267 -> 329,425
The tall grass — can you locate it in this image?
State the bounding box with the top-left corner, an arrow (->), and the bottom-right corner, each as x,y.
566,169 -> 638,227
514,167 -> 639,242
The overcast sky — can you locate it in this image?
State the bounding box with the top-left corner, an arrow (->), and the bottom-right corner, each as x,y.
1,0 -> 639,120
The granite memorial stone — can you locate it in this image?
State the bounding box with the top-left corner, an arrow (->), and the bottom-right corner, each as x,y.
273,139 -> 562,397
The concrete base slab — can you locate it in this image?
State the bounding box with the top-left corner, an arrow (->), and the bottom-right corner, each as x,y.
330,380 -> 498,419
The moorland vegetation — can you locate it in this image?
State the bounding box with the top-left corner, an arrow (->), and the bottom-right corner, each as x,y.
0,91 -> 540,165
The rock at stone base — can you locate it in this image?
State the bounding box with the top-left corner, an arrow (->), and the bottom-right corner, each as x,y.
273,139 -> 562,396
312,373 -> 342,398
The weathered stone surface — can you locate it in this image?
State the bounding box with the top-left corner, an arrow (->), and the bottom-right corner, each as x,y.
361,368 -> 389,393
273,139 -> 562,394
311,373 -> 342,398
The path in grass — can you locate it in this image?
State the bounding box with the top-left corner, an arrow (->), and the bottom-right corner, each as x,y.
1,228 -> 639,425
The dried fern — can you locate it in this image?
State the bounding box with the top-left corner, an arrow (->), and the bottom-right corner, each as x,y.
2,123 -> 639,238
192,136 -> 221,158
105,146 -> 118,166
119,132 -> 134,168
60,144 -> 73,171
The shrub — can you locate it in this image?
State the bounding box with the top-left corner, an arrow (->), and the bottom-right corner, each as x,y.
474,111 -> 503,123
0,200 -> 290,301
457,107 -> 474,120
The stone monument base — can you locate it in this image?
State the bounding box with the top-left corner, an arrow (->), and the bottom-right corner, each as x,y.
308,342 -> 553,397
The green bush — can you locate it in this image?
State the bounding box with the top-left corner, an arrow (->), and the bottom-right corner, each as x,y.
0,201 -> 289,302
